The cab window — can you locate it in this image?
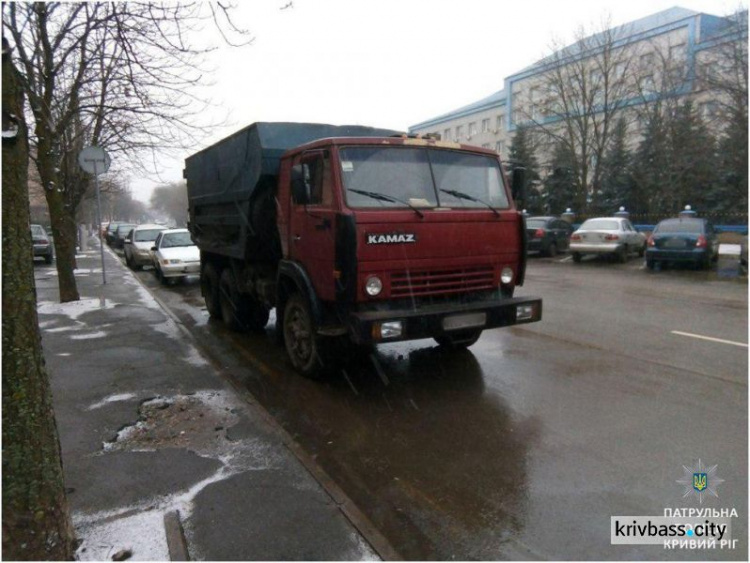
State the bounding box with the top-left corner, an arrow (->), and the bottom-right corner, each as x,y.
299,151 -> 333,207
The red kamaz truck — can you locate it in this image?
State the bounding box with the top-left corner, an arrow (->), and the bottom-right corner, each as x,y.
185,122 -> 541,377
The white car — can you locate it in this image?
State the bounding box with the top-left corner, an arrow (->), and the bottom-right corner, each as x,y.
569,217 -> 646,263
123,224 -> 167,270
150,228 -> 200,284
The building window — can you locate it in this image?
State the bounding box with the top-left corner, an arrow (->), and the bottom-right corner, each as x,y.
669,43 -> 686,61
481,118 -> 490,133
496,115 -> 505,131
495,141 -> 505,154
443,128 -> 451,140
699,101 -> 719,120
481,143 -> 491,149
639,75 -> 656,95
455,125 -> 463,139
468,122 -> 477,137
640,52 -> 655,69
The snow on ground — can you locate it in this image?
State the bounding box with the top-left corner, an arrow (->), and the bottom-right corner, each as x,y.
75,509 -> 169,561
69,330 -> 108,340
38,297 -> 116,321
87,393 -> 138,411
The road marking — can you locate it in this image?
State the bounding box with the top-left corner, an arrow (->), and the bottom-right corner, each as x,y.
671,331 -> 748,348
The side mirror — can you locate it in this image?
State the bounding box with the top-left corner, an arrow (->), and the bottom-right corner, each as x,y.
150,246 -> 157,252
291,163 -> 311,205
511,167 -> 526,204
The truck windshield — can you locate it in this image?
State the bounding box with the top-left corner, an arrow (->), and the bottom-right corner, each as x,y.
339,147 -> 509,211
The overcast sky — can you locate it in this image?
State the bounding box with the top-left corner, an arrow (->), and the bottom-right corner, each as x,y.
126,0 -> 738,202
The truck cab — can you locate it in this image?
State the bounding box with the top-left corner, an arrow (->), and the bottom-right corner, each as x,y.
274,136 -> 541,373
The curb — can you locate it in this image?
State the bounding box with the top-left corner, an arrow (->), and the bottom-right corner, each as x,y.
164,511 -> 190,561
109,243 -> 402,561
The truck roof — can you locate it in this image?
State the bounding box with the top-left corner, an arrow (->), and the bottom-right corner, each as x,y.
282,135 -> 500,158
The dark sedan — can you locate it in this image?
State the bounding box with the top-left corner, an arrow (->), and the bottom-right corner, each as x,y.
526,216 -> 574,257
113,223 -> 136,249
645,218 -> 719,270
31,224 -> 54,264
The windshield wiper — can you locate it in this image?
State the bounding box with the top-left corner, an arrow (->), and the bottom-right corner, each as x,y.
439,189 -> 500,216
347,188 -> 424,218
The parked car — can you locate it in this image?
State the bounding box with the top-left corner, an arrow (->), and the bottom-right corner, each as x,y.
123,224 -> 167,270
31,224 -> 54,264
569,217 -> 646,263
645,217 -> 719,270
526,216 -> 574,257
150,228 -> 200,284
105,223 -> 121,246
113,223 -> 137,249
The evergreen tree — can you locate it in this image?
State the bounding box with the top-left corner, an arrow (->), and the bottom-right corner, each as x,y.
632,108 -> 670,217
666,102 -> 716,214
508,125 -> 543,213
598,118 -> 634,214
713,107 -> 748,218
543,141 -> 577,215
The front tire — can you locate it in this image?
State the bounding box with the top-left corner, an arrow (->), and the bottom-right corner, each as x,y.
283,293 -> 326,378
434,329 -> 483,349
572,252 -> 582,263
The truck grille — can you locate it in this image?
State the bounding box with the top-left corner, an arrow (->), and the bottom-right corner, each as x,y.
391,266 -> 495,298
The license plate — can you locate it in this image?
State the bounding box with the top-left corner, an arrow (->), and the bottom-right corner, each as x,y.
442,312 -> 487,331
664,238 -> 687,248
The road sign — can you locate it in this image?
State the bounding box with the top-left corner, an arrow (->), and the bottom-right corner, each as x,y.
78,146 -> 110,284
78,146 -> 111,175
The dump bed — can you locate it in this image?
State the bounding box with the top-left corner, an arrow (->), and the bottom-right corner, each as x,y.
185,122 -> 399,260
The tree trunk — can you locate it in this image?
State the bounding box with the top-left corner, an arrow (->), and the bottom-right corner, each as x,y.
2,39 -> 76,561
40,168 -> 80,303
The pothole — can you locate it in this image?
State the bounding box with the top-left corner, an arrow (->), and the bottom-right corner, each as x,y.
104,391 -> 239,455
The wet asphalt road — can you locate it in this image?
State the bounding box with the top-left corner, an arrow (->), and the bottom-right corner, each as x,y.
121,249 -> 747,560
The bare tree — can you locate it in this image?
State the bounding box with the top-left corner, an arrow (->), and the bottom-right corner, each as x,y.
2,38 -> 75,560
150,181 -> 189,227
517,19 -> 641,213
3,2 -> 250,302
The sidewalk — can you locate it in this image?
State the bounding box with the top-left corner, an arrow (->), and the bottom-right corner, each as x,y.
35,239 -> 378,561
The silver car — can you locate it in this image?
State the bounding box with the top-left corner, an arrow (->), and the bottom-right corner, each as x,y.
569,217 -> 646,263
123,224 -> 167,270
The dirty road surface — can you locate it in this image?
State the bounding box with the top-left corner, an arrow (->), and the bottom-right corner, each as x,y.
131,250 -> 747,560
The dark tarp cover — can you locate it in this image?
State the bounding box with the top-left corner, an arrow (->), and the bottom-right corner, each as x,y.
184,122 -> 401,204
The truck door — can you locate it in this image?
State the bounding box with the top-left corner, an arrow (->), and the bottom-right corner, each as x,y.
289,150 -> 338,302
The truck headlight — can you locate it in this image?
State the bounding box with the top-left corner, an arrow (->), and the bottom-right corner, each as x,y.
365,276 -> 383,296
501,266 -> 514,284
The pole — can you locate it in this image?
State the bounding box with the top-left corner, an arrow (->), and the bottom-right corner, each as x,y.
93,160 -> 107,284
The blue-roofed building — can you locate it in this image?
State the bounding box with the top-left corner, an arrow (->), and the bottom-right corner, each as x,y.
409,6 -> 746,166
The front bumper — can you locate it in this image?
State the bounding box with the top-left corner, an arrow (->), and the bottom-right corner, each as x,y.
347,296 -> 542,344
569,242 -> 620,254
160,261 -> 201,277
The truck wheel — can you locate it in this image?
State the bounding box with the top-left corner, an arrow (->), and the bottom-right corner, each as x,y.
219,269 -> 246,332
283,293 -> 325,378
434,329 -> 483,349
202,263 -> 221,319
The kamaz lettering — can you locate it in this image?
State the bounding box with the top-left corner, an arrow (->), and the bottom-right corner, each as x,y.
367,233 -> 416,245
